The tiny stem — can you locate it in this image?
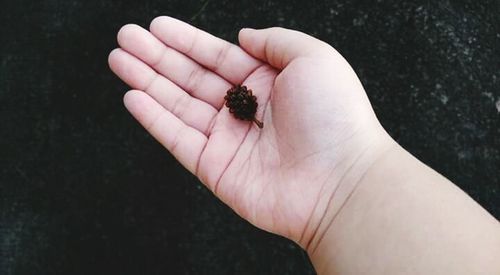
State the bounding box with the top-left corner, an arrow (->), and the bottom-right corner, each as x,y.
253,118 -> 264,128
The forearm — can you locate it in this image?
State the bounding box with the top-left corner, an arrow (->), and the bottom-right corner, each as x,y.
309,142 -> 500,274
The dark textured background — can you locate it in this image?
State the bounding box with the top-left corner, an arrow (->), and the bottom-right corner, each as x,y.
1,0 -> 499,274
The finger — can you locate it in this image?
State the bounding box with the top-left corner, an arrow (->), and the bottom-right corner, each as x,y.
149,16 -> 263,84
123,90 -> 207,175
117,24 -> 231,109
238,27 -> 333,69
109,48 -> 218,135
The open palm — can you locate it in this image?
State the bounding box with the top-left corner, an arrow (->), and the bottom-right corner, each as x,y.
109,17 -> 386,247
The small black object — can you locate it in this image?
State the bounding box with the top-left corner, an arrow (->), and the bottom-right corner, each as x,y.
224,85 -> 264,128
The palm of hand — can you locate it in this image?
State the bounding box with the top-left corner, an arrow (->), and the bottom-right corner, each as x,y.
211,60 -> 345,241
110,17 -> 377,246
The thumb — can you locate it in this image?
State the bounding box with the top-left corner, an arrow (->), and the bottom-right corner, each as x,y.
238,27 -> 333,69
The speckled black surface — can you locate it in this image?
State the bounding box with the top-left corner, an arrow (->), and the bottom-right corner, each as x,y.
1,0 -> 499,274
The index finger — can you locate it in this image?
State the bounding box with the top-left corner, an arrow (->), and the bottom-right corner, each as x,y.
149,16 -> 263,84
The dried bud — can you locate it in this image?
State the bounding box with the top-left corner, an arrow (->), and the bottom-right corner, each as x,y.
224,85 -> 263,128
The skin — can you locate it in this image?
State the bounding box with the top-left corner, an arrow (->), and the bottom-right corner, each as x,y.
109,16 -> 500,274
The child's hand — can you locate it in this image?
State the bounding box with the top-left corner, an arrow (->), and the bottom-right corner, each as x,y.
109,16 -> 392,247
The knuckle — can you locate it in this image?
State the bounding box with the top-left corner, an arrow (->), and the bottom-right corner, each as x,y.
186,66 -> 205,92
213,43 -> 232,71
171,94 -> 190,119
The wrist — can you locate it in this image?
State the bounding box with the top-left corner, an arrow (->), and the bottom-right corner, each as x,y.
306,139 -> 402,273
306,140 -> 500,274
297,126 -> 397,250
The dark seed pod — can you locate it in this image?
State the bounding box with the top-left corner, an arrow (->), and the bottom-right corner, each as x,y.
224,85 -> 264,128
